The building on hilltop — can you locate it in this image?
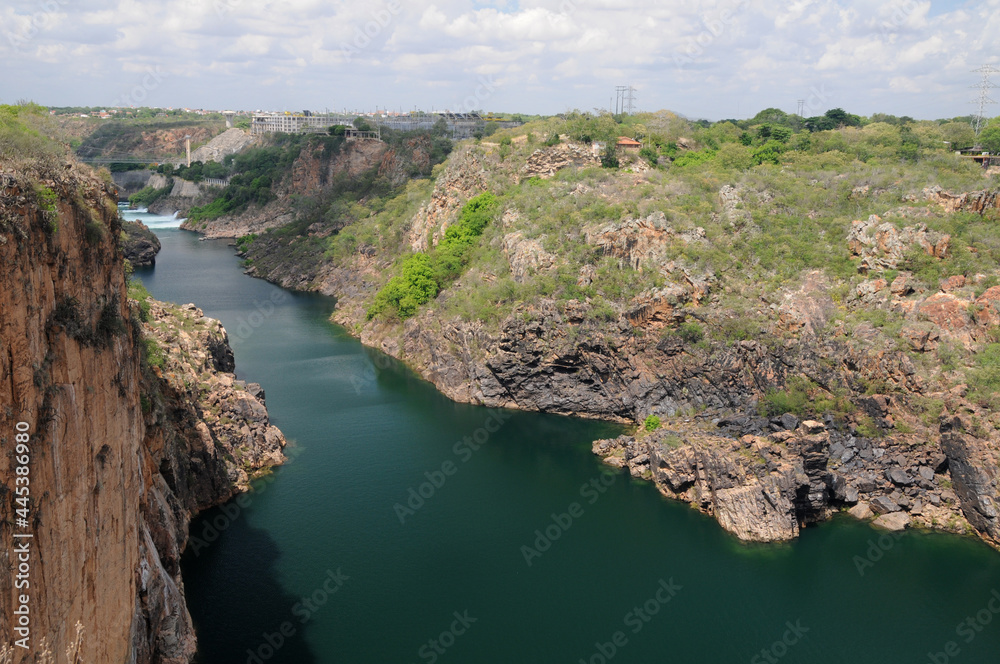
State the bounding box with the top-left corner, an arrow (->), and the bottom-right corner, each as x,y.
251,113 -> 351,135
616,136 -> 642,151
251,110 -> 522,139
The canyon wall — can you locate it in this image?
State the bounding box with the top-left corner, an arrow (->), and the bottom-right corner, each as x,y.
1,164 -> 284,662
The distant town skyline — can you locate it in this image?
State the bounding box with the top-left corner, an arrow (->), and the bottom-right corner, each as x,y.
2,0 -> 997,121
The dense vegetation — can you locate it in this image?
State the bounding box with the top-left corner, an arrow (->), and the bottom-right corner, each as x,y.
367,193 -> 499,319
311,106 -> 1000,344
128,180 -> 173,208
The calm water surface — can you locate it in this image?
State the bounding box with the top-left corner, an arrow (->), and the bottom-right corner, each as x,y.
129,211 -> 1000,664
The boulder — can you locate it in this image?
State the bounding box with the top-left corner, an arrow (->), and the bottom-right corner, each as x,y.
873,512 -> 911,531
870,496 -> 901,514
916,293 -> 969,333
780,413 -> 800,431
848,503 -> 874,520
886,468 -> 915,487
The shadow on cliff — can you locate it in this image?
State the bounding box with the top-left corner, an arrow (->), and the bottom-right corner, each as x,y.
181,504 -> 319,664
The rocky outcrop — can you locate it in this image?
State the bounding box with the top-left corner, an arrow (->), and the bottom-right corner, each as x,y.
592,410 -> 975,543
121,219 -> 161,267
520,143 -> 598,180
188,128 -> 255,164
0,162 -> 285,662
847,214 -> 950,272
585,211 -> 706,272
406,144 -> 489,251
920,185 -> 1000,214
939,416 -> 1000,544
502,230 -> 558,282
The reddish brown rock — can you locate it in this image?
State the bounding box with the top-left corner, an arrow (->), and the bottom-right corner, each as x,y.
940,275 -> 967,293
890,274 -> 914,296
901,324 -> 941,352
917,293 -> 969,332
974,286 -> 1000,327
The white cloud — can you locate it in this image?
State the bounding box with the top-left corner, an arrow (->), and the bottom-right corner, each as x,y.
0,0 -> 997,119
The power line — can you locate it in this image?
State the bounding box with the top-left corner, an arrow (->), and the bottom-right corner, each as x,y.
614,84 -> 637,116
971,64 -> 999,141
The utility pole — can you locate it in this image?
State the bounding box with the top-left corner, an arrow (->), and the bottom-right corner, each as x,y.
971,64 -> 999,142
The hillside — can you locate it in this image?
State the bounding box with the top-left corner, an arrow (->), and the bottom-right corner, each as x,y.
188,109 -> 1000,547
1,104 -> 285,662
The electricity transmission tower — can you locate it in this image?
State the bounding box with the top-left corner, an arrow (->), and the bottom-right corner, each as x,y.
614,85 -> 637,115
971,65 -> 999,141
796,99 -> 805,116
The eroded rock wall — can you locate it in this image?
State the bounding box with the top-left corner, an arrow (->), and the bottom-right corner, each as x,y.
0,164 -> 285,662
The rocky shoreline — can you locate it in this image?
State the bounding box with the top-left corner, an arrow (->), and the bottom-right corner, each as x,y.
176,138 -> 1000,551
591,412 -> 980,543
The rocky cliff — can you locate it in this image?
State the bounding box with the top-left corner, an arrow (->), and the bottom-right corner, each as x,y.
0,161 -> 285,662
172,115 -> 1000,550
121,219 -> 161,267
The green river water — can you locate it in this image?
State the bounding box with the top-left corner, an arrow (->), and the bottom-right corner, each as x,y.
131,214 -> 1000,664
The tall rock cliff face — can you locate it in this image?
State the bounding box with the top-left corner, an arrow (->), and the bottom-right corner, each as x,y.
1,164 -> 285,662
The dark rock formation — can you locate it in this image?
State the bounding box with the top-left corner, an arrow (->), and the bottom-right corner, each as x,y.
121,219 -> 161,267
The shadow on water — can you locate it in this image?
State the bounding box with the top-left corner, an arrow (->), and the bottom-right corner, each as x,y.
182,504 -> 319,664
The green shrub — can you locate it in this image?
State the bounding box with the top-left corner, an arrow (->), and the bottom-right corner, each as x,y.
143,337 -> 166,369
236,233 -> 258,253
677,321 -> 704,343
968,343 -> 1000,407
672,149 -> 716,168
129,181 -> 173,208
367,253 -> 439,320
600,144 -> 619,169
96,294 -> 125,342
644,415 -> 661,432
127,279 -> 152,322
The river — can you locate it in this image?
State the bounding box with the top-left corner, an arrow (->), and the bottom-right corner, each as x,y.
127,210 -> 1000,664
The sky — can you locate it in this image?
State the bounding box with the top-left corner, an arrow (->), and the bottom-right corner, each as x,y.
1,0 -> 998,120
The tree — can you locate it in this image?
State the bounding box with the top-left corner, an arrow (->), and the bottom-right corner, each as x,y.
600,143 -> 619,168
980,126 -> 1000,154
750,107 -> 788,126
940,122 -> 976,149
353,117 -> 374,132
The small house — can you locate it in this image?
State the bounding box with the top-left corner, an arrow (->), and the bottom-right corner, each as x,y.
616,136 -> 642,151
